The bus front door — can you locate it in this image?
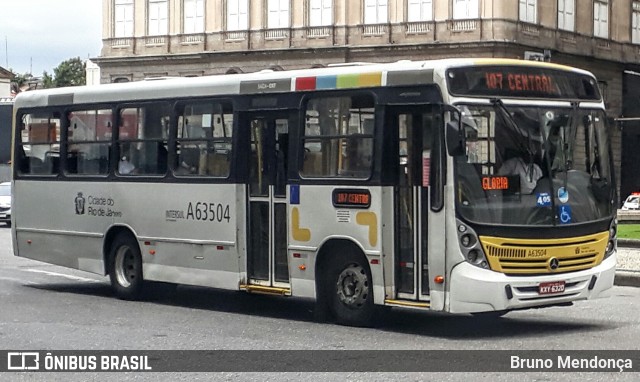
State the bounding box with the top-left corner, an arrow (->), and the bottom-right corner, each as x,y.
391,108 -> 435,301
245,113 -> 291,289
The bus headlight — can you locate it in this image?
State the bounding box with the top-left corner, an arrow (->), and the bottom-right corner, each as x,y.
456,220 -> 490,270
467,249 -> 479,262
461,234 -> 475,247
605,219 -> 617,259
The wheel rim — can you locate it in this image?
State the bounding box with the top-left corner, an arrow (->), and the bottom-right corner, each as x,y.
114,245 -> 137,288
335,263 -> 369,309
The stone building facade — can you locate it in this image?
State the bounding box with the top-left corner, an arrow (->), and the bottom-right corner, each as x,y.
96,0 -> 640,200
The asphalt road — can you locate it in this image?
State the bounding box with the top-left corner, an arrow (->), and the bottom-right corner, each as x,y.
1,227 -> 639,381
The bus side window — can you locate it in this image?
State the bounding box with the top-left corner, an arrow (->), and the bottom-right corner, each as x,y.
301,95 -> 374,179
275,131 -> 289,197
18,112 -> 61,176
175,101 -> 233,178
343,134 -> 371,176
117,105 -> 170,176
66,109 -> 112,176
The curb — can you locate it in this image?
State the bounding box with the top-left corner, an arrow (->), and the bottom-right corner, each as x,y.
615,271 -> 640,287
617,239 -> 640,248
615,241 -> 640,287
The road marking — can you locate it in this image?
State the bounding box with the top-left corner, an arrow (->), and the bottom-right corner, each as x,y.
23,269 -> 101,283
0,276 -> 36,285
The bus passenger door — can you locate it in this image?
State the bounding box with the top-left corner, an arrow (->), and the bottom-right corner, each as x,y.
389,107 -> 437,302
245,113 -> 291,289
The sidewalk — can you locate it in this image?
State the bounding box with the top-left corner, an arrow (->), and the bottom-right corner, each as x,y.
615,240 -> 640,287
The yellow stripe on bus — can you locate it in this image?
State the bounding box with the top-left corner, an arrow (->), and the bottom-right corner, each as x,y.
292,207 -> 311,242
470,58 -> 579,72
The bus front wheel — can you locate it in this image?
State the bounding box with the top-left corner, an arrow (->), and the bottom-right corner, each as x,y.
327,252 -> 374,327
109,234 -> 144,300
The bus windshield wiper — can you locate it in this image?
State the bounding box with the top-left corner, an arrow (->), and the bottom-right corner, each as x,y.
558,102 -> 579,189
491,99 -> 536,178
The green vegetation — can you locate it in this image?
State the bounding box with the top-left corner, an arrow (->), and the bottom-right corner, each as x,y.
617,224 -> 640,240
10,57 -> 86,93
42,57 -> 86,88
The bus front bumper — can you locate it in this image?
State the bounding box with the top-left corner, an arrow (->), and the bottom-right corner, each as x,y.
448,253 -> 616,313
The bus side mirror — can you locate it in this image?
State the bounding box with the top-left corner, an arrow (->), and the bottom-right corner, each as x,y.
446,121 -> 465,157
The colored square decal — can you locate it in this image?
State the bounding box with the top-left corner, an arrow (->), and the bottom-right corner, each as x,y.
337,74 -> 359,89
290,184 -> 300,205
296,77 -> 316,91
359,72 -> 382,87
316,76 -> 337,89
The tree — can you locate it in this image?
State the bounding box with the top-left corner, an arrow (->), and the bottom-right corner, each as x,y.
11,71 -> 31,88
8,70 -> 35,94
43,57 -> 86,88
42,71 -> 54,88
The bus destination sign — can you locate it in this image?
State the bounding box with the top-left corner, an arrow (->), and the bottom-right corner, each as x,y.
481,175 -> 520,195
484,72 -> 555,95
332,189 -> 371,209
447,66 -> 601,101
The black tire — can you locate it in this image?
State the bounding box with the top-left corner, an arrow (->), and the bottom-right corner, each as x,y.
109,234 -> 144,300
326,251 -> 375,327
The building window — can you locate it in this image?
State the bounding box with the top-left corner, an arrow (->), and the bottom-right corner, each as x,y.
408,0 -> 433,22
633,2 -> 640,44
309,0 -> 332,26
148,0 -> 169,35
558,0 -> 575,31
184,0 -> 204,34
519,0 -> 536,23
453,0 -> 479,19
267,0 -> 290,29
364,0 -> 388,24
112,76 -> 131,83
115,0 -> 134,37
227,0 -> 248,30
593,0 -> 609,39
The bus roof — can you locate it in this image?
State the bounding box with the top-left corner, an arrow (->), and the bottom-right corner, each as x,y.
14,58 -> 596,109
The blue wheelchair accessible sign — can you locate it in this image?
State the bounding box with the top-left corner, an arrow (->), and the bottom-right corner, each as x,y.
558,205 -> 572,224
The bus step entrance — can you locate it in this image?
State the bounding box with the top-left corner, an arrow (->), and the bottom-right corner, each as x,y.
384,299 -> 430,310
240,284 -> 291,296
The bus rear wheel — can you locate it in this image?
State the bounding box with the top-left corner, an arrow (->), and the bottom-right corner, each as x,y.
327,252 -> 374,327
109,234 -> 144,300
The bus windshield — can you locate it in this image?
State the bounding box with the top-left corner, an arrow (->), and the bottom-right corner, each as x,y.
455,103 -> 614,226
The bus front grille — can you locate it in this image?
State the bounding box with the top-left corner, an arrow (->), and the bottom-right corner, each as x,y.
496,253 -> 599,275
486,246 -> 527,258
479,232 -> 609,275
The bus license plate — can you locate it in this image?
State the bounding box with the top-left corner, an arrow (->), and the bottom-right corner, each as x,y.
538,281 -> 565,295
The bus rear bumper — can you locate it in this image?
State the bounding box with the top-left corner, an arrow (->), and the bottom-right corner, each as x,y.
448,253 -> 616,314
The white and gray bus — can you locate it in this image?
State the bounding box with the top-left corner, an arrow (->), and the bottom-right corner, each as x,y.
12,58 -> 617,326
